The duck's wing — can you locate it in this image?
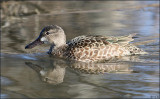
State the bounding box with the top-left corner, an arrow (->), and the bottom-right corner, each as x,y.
65,34 -> 138,62
66,35 -> 110,48
106,33 -> 137,45
67,34 -> 136,47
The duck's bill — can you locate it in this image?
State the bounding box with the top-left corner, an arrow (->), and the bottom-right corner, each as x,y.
25,39 -> 44,49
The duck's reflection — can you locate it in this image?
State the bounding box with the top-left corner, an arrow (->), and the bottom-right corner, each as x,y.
70,62 -> 132,74
25,57 -> 132,84
25,58 -> 67,84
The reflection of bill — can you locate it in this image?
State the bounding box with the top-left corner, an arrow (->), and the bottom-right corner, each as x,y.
25,60 -> 66,85
25,57 -> 133,85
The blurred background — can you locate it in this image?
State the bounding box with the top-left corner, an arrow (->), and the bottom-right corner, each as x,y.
1,0 -> 159,53
1,1 -> 159,98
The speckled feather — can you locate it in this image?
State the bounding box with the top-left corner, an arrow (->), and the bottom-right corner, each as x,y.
51,34 -> 146,62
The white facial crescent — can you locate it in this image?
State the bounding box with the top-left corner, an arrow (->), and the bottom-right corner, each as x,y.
41,37 -> 48,44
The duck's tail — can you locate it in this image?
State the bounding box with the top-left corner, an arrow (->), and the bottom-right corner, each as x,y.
125,44 -> 148,55
116,33 -> 137,45
128,33 -> 137,38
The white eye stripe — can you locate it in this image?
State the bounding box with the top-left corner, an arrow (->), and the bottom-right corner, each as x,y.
41,37 -> 48,42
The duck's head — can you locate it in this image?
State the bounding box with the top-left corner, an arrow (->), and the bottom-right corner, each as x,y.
25,25 -> 66,49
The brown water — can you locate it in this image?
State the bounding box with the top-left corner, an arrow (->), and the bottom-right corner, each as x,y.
1,1 -> 159,98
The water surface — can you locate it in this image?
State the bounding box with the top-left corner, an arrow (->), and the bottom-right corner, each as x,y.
1,1 -> 159,98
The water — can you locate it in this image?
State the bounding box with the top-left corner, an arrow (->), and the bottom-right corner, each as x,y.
1,1 -> 159,98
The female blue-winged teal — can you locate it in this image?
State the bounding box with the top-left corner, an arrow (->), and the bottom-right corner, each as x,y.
25,25 -> 147,62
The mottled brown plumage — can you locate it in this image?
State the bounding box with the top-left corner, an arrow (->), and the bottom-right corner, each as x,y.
25,25 -> 147,62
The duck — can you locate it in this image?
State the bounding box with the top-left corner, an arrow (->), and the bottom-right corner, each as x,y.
25,25 -> 147,62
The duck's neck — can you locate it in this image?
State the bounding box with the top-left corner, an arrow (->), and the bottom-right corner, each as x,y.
50,33 -> 67,56
52,33 -> 66,48
51,44 -> 67,57
53,44 -> 67,49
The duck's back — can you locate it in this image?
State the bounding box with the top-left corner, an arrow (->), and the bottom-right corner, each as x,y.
62,34 -> 145,62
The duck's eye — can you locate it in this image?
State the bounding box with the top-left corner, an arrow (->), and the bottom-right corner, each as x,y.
46,32 -> 50,35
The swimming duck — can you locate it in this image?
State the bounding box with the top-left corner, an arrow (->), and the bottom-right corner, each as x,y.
25,25 -> 147,62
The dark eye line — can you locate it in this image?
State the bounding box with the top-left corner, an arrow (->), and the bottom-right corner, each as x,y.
46,32 -> 50,35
